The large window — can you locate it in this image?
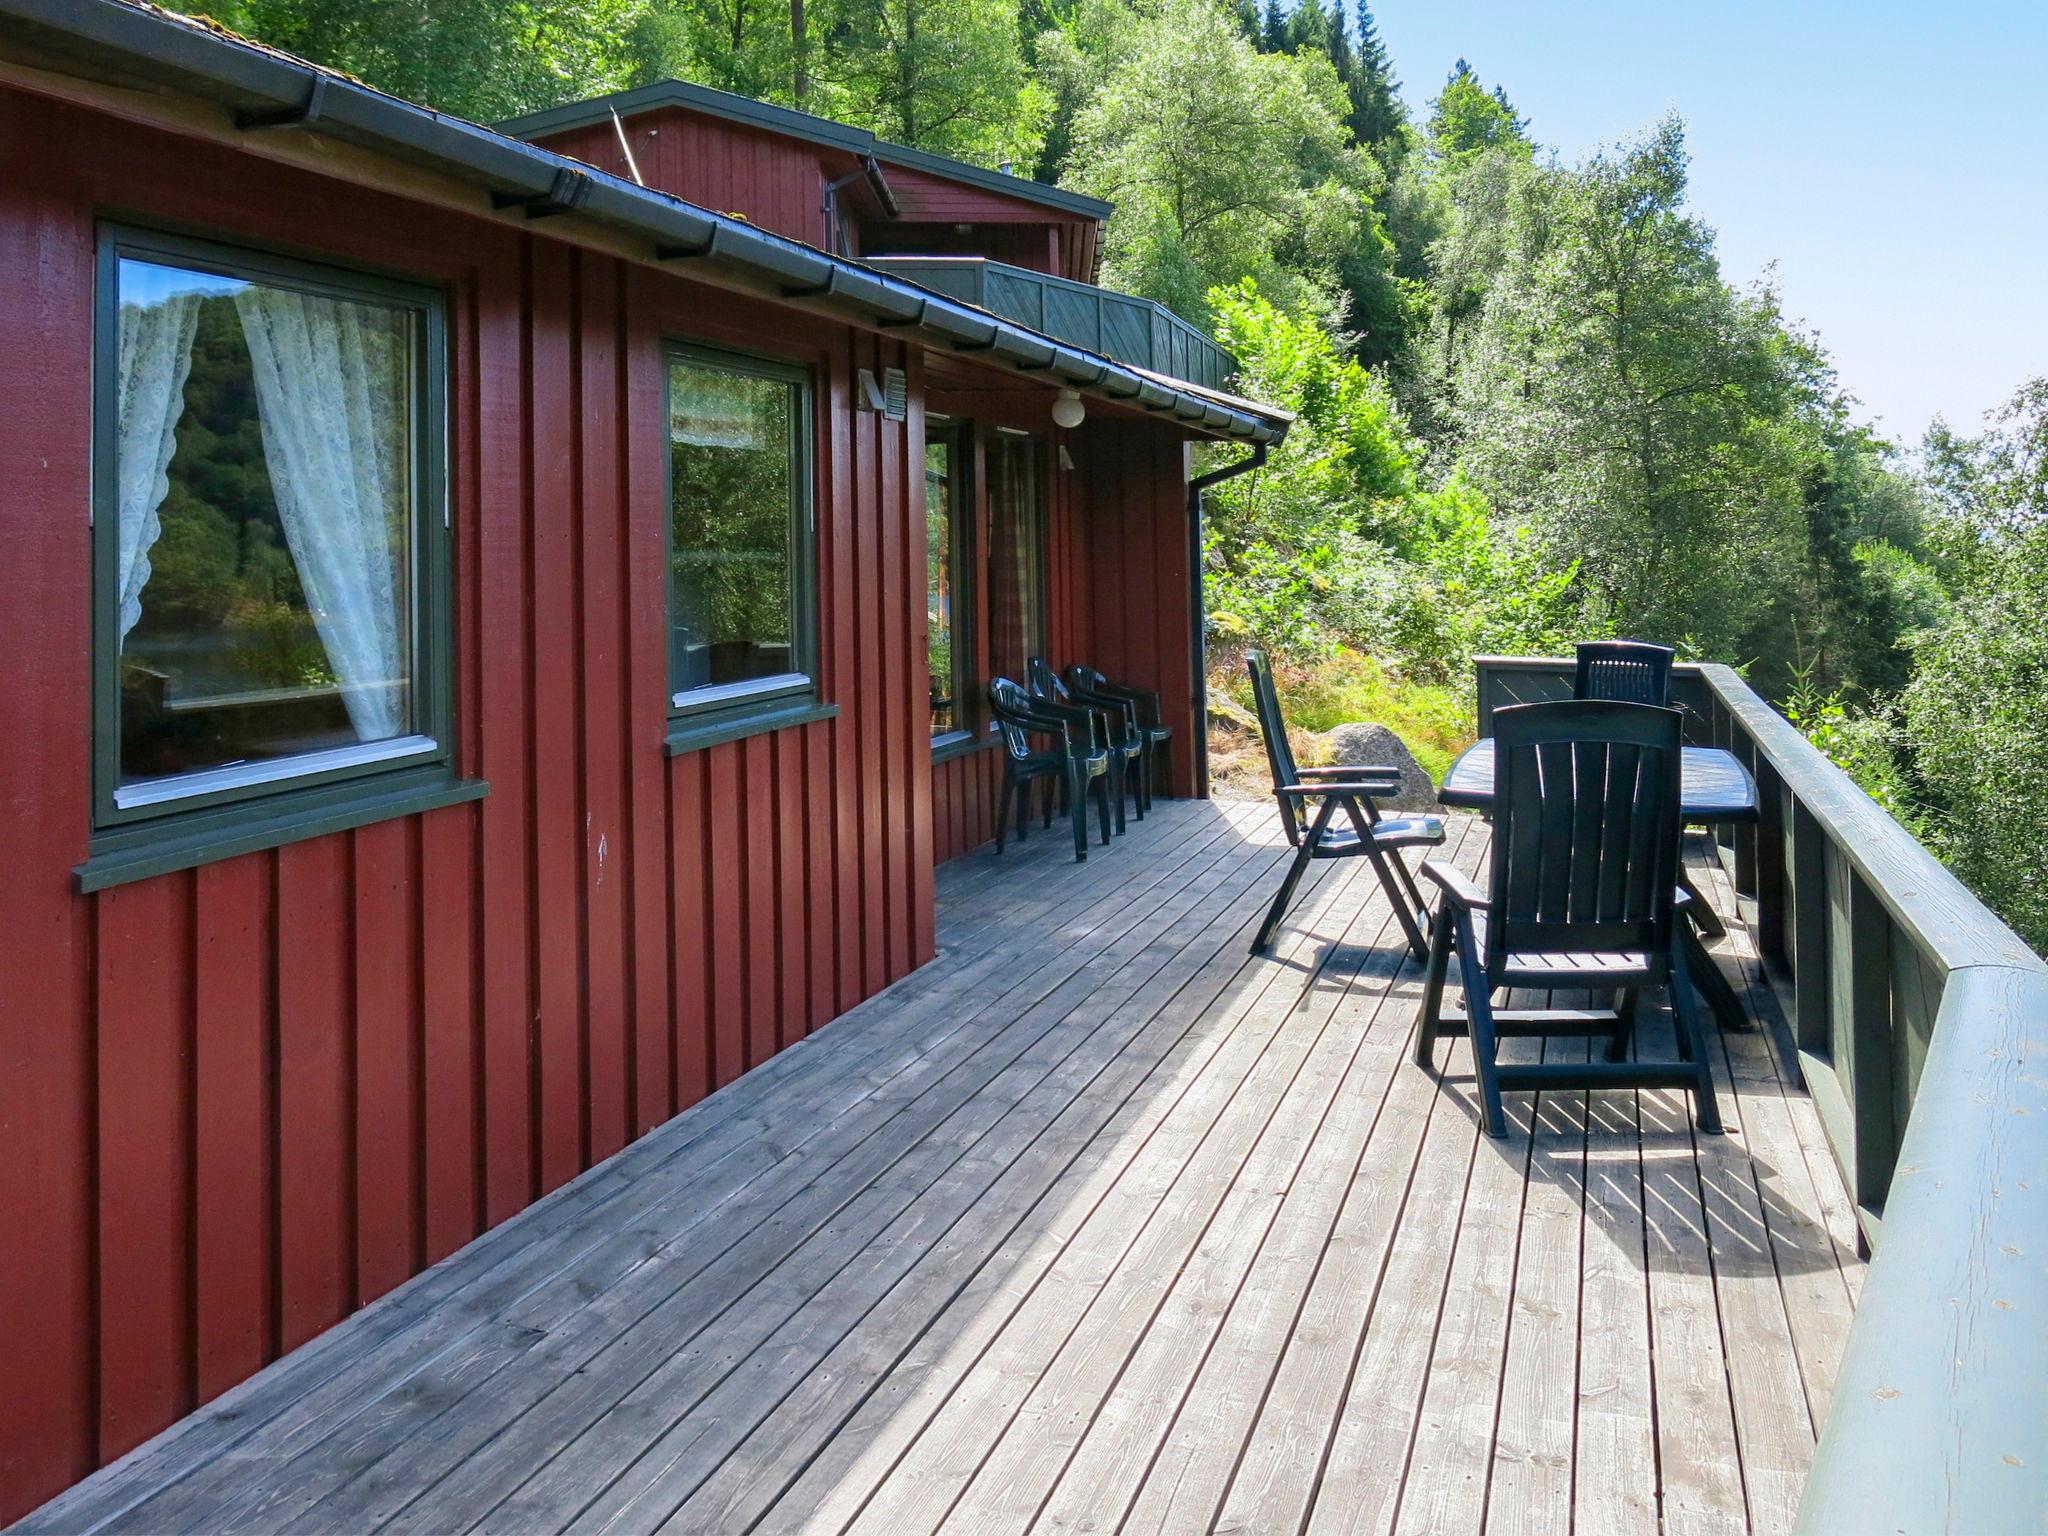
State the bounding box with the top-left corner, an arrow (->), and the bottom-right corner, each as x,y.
988,430 -> 1046,688
666,345 -> 820,745
926,417 -> 971,743
88,227 -> 460,886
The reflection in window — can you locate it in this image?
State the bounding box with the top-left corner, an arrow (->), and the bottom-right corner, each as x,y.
988,432 -> 1044,687
927,425 -> 960,735
667,354 -> 808,698
113,256 -> 418,791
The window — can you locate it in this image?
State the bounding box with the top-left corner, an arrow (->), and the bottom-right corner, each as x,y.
925,417 -> 972,743
666,344 -> 824,747
988,430 -> 1046,687
86,227 -> 466,889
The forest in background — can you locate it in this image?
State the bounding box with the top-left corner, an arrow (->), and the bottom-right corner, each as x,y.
181,0 -> 2047,951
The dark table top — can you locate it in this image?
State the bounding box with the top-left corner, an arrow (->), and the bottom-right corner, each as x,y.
1438,738 -> 1760,823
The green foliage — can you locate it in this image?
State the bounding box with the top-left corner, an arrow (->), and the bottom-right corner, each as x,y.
1059,0 -> 1382,326
202,0 -> 651,119
1428,59 -> 1530,164
808,0 -> 1049,162
1784,660 -> 1921,830
1455,118 -> 1817,660
1200,281 -> 1587,684
1900,380 -> 2048,952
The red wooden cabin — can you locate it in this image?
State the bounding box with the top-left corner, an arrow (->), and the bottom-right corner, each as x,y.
0,1 -> 1285,1521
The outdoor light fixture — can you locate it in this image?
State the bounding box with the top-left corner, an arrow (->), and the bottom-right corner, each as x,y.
1051,388 -> 1086,429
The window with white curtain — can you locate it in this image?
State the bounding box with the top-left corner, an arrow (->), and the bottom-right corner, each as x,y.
89,227 -> 457,874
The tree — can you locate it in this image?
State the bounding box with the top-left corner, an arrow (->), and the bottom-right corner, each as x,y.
200,0 -> 650,120
1428,59 -> 1529,164
626,0 -> 795,100
1902,380 -> 2048,950
1455,117 -> 1810,656
1344,0 -> 1404,155
1061,0 -> 1380,326
1260,0 -> 1287,53
809,0 -> 1048,162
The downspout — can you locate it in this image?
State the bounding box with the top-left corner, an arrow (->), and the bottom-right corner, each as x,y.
1185,442 -> 1267,798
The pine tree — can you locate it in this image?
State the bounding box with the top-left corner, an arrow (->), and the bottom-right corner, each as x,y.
1325,4 -> 1354,90
1344,0 -> 1403,152
1260,0 -> 1287,54
1232,0 -> 1262,43
1284,0 -> 1330,57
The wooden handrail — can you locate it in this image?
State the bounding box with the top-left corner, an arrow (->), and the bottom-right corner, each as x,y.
1473,655 -> 2048,1533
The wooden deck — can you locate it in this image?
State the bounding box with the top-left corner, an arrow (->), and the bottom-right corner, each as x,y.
16,799 -> 1862,1536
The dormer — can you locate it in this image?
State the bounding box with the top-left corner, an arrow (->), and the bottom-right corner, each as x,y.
498,81 -> 1108,283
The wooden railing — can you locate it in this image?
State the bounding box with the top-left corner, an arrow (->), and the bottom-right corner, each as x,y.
1476,657 -> 2048,1533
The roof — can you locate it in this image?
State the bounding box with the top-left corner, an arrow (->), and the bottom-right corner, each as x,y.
495,79 -> 1115,223
0,0 -> 1282,444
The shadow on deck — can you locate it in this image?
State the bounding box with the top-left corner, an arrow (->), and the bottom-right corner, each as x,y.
13,800 -> 1861,1536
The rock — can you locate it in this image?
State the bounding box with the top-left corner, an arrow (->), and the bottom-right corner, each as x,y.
1207,695 -> 1259,735
1321,721 -> 1437,811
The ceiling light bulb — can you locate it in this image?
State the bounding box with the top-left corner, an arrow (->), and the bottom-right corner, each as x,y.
1051,388 -> 1086,430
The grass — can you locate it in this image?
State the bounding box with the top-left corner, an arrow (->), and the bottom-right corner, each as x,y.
1208,645 -> 1477,796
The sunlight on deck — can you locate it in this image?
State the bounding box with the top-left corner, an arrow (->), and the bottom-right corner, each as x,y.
15,800 -> 1860,1536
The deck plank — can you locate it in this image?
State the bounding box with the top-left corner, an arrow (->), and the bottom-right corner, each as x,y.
1480,1031 -> 1589,1536
10,803 -> 1861,1536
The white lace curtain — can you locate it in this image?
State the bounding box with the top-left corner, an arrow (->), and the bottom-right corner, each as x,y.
114,291 -> 202,648
234,286 -> 410,743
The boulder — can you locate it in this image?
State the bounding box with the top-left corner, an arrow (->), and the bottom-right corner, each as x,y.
1207,694 -> 1260,735
1321,721 -> 1437,811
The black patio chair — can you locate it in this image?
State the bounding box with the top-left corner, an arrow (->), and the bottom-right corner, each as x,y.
1065,664 -> 1171,815
1029,657 -> 1143,833
988,676 -> 1114,861
1574,639 -> 1676,706
1246,651 -> 1444,959
1414,698 -> 1722,1139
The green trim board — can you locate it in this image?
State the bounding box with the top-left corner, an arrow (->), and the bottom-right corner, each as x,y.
664,699 -> 838,757
88,220 -> 461,879
77,773 -> 487,892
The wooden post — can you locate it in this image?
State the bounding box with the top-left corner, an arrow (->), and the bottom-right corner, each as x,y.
1753,754 -> 1786,966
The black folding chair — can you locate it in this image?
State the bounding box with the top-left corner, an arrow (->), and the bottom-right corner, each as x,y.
1246,652 -> 1444,959
1415,698 -> 1722,1138
988,676 -> 1113,861
1574,639 -> 1676,706
1028,657 -> 1143,832
1065,664 -> 1172,814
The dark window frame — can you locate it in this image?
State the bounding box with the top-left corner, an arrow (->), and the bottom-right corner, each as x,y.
662,339 -> 831,755
80,222 -> 472,892
926,414 -> 980,759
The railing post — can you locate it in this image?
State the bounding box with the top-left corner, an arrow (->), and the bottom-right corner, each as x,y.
1731,731 -> 1760,900
1788,797 -> 1830,1051
1827,857 -> 1896,1215
1753,753 -> 1787,966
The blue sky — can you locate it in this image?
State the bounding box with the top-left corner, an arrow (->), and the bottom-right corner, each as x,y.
1370,1 -> 2048,446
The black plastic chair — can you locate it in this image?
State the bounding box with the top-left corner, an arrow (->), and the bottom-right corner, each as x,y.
1065,664 -> 1171,814
1029,657 -> 1143,833
1574,639 -> 1676,706
1415,698 -> 1721,1139
988,676 -> 1113,860
1246,652 -> 1445,959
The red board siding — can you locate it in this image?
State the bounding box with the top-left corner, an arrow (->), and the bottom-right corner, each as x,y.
532,108 -> 830,249
0,85 -> 952,1523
